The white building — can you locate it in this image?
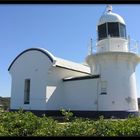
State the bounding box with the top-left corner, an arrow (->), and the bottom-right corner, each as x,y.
8,5 -> 140,118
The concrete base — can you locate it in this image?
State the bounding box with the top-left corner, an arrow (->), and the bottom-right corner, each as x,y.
10,109 -> 140,119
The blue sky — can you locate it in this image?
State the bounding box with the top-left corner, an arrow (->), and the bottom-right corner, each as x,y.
0,4 -> 140,97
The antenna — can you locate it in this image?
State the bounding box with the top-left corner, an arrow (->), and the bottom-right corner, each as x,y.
106,5 -> 112,12
128,35 -> 139,54
88,38 -> 93,55
90,38 -> 93,54
102,5 -> 113,15
134,40 -> 139,54
128,35 -> 130,51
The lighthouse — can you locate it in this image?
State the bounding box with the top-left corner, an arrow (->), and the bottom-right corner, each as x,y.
86,5 -> 140,117
9,5 -> 140,118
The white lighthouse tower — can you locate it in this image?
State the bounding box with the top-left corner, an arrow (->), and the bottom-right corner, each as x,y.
86,5 -> 140,117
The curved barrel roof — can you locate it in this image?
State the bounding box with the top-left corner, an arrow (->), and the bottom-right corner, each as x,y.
8,48 -> 90,74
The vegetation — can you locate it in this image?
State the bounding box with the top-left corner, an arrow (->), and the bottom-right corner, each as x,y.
0,109 -> 140,136
0,97 -> 140,136
60,108 -> 73,122
0,97 -> 10,110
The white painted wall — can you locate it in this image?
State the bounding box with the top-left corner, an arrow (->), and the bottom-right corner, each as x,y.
86,52 -> 139,111
97,38 -> 128,53
9,48 -> 139,112
9,50 -> 90,110
9,50 -> 52,110
45,66 -> 89,110
63,78 -> 99,110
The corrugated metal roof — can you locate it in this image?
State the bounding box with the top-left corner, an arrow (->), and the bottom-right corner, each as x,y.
54,57 -> 90,74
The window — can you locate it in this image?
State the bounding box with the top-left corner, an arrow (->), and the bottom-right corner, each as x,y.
100,81 -> 107,95
98,23 -> 107,40
119,23 -> 126,38
100,92 -> 107,95
98,22 -> 127,40
108,22 -> 119,37
24,79 -> 30,104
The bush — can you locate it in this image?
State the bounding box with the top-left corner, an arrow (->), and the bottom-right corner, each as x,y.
33,116 -> 64,136
0,109 -> 40,136
62,118 -> 96,136
60,108 -> 73,122
1,109 -> 140,136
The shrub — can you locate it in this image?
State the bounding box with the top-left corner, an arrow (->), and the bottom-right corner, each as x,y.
0,110 -> 40,136
63,118 -> 96,136
33,116 -> 64,136
60,108 -> 73,122
1,109 -> 140,136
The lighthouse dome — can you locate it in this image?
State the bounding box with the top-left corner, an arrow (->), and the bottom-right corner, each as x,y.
98,11 -> 125,25
97,5 -> 128,52
97,5 -> 127,41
